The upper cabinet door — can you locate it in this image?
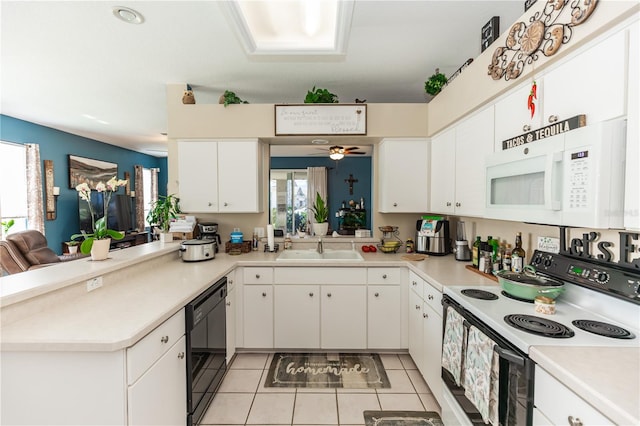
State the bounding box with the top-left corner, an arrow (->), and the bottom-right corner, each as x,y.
218,139 -> 262,213
543,29 -> 626,126
494,81 -> 544,151
178,140 -> 218,212
378,138 -> 430,213
429,128 -> 456,215
454,106 -> 494,217
625,20 -> 639,230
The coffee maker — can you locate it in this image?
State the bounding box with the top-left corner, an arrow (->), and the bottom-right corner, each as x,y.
415,218 -> 451,256
198,222 -> 222,253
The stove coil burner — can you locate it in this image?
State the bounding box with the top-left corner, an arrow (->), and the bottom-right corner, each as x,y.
501,290 -> 534,304
504,314 -> 575,338
461,289 -> 499,300
572,319 -> 635,339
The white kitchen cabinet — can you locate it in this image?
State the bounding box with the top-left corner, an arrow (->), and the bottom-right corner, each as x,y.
408,287 -> 426,374
321,285 -> 367,349
274,284 -> 320,348
243,284 -> 273,348
494,80 -> 544,151
625,20 -> 640,230
367,285 -> 401,349
177,139 -> 262,213
422,301 -> 442,403
226,271 -> 236,363
430,107 -> 493,217
127,335 -> 187,426
378,138 -> 430,213
534,366 -> 612,425
543,29 -> 626,127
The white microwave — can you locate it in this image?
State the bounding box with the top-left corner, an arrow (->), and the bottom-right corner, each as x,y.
485,119 -> 626,228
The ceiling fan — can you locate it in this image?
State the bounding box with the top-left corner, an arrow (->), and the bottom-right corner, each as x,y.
328,145 -> 365,160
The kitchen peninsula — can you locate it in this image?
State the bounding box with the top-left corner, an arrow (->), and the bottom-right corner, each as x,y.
1,242 -> 637,425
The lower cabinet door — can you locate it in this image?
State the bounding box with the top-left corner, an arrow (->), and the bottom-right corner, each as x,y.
422,303 -> 443,404
274,285 -> 320,348
367,285 -> 401,349
128,335 -> 187,426
226,288 -> 236,363
321,285 -> 367,349
408,289 -> 425,374
243,285 -> 274,348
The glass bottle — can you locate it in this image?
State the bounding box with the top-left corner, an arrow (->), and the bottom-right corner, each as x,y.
503,244 -> 512,271
472,236 -> 482,269
511,232 -> 526,272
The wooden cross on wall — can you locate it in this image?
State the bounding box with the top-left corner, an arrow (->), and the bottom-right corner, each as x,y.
345,174 -> 358,195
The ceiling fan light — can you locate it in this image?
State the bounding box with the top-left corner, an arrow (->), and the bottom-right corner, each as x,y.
329,152 -> 344,160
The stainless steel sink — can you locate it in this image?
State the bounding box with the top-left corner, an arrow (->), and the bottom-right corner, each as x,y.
276,249 -> 364,261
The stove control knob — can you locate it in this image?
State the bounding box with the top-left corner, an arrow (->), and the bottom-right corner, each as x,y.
595,272 -> 609,284
543,258 -> 552,268
531,255 -> 542,265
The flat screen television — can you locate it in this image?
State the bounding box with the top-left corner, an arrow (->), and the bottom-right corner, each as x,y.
78,193 -> 133,234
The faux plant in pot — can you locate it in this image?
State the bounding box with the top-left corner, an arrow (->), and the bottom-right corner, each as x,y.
424,68 -> 448,96
146,194 -> 181,243
309,192 -> 329,236
219,90 -> 249,107
304,86 -> 339,103
66,240 -> 80,254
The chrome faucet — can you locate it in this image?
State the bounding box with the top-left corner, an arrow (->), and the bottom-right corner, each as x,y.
317,237 -> 324,254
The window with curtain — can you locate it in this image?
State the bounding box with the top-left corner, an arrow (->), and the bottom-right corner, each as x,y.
270,169 -> 308,234
135,165 -> 158,231
0,142 -> 28,238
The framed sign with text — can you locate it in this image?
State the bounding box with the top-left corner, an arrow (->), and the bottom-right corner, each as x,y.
274,104 -> 367,136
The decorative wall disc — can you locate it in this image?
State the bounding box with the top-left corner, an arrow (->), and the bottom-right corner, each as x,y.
488,0 -> 598,81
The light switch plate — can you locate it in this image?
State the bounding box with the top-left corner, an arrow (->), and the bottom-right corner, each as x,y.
537,236 -> 560,253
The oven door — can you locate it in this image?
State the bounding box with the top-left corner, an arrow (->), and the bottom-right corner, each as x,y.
186,277 -> 227,426
485,135 -> 564,225
441,295 -> 534,426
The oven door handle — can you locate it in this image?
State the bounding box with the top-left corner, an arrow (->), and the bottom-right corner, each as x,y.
493,344 -> 525,366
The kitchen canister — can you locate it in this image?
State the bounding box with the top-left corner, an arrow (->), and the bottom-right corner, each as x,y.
230,228 -> 243,243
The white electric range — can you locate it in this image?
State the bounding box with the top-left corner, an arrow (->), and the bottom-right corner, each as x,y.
440,250 -> 640,425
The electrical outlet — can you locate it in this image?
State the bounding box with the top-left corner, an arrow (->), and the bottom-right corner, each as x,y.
87,276 -> 103,292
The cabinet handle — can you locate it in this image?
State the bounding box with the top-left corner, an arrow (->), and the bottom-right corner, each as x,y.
412,281 -> 417,286
522,124 -> 531,132
208,202 -> 212,206
428,294 -> 434,300
224,202 -> 228,207
262,292 -> 267,297
393,202 -> 398,207
415,305 -> 421,310
382,274 -> 387,279
548,114 -> 559,123
567,416 -> 583,426
374,292 -> 380,297
327,293 -> 332,297
446,202 -> 452,207
309,292 -> 314,297
228,279 -> 233,284
160,336 -> 169,344
178,352 -> 185,359
255,274 -> 260,279
423,312 -> 428,318
226,301 -> 231,306
455,202 -> 461,207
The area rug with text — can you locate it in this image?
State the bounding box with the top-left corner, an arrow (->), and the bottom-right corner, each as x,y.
264,353 -> 390,388
363,411 -> 444,426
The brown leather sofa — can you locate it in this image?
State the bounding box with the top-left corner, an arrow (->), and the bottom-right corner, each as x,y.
0,230 -> 86,275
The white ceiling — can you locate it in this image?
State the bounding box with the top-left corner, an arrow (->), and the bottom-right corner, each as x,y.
1,1 -> 524,157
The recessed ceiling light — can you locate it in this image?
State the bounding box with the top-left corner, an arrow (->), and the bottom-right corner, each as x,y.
312,139 -> 329,145
112,6 -> 144,24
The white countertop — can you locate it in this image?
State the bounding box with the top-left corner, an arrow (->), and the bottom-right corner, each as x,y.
1,243 -> 635,423
530,346 -> 640,426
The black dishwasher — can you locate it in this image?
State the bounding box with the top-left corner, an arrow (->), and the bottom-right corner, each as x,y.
185,277 -> 227,426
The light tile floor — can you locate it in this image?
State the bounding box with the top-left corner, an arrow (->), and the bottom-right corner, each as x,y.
200,352 -> 441,426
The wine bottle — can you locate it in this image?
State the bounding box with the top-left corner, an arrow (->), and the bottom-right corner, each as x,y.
511,232 -> 526,273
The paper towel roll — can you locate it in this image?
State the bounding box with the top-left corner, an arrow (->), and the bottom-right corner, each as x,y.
267,225 -> 275,251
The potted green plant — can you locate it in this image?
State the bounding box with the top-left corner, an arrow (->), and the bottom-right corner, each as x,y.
1,219 -> 14,239
219,90 -> 249,107
304,86 -> 338,103
309,192 -> 329,236
65,240 -> 80,254
146,194 -> 181,243
425,68 -> 448,96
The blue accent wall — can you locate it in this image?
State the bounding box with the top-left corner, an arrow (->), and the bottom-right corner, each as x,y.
1,115 -> 167,254
270,156 -> 372,232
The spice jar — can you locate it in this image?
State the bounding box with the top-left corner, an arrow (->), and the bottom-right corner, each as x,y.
534,296 -> 556,315
406,238 -> 414,253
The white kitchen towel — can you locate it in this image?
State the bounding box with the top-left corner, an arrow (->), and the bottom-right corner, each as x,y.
463,326 -> 499,425
441,307 -> 465,386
